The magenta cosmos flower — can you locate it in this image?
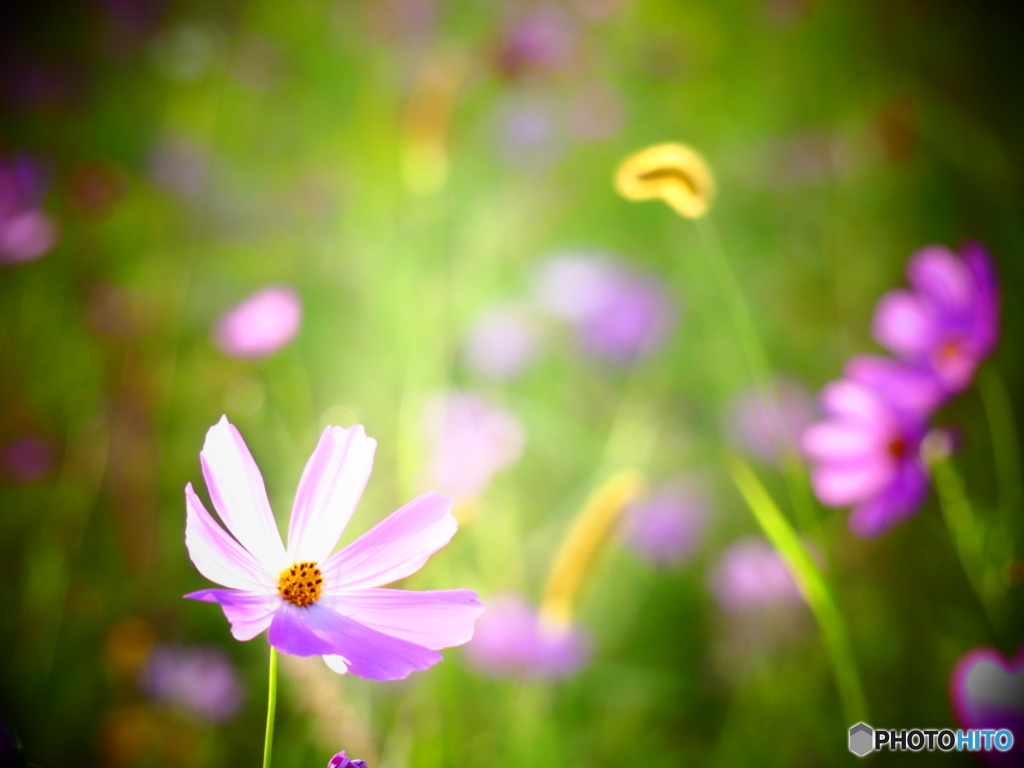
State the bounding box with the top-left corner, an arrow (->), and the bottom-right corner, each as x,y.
709,538 -> 804,611
184,416 -> 484,680
873,243 -> 999,395
214,285 -> 302,359
950,645 -> 1024,768
624,479 -> 708,566
802,358 -> 937,537
0,153 -> 59,265
327,751 -> 368,768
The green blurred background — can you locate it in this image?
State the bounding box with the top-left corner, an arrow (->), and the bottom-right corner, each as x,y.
1,0 -> 1022,765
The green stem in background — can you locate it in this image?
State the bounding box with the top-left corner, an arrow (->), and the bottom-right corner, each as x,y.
726,452 -> 868,725
263,646 -> 279,768
930,455 -> 1005,632
695,218 -> 819,536
978,366 -> 1024,528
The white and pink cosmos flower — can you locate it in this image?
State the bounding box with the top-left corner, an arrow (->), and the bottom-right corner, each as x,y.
184,416 -> 484,680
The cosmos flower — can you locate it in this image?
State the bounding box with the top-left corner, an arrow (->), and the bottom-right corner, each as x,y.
624,478 -> 708,565
327,751 -> 368,768
184,416 -> 483,680
463,304 -> 541,381
0,153 -> 59,265
615,143 -> 715,219
725,377 -> 818,466
463,593 -> 589,679
213,286 -> 302,359
801,361 -> 935,537
709,538 -> 804,611
142,644 -> 244,722
950,645 -> 1024,768
872,243 -> 999,396
423,392 -> 525,502
534,253 -> 675,365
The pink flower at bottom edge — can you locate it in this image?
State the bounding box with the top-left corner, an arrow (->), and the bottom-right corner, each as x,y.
950,645 -> 1024,767
184,416 -> 484,680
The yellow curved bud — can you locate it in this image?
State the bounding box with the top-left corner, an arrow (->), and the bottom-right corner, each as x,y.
614,142 -> 714,219
539,470 -> 646,628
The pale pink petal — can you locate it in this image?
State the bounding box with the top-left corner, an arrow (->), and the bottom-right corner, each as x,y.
184,588 -> 281,641
287,425 -> 377,564
811,458 -> 894,507
200,416 -> 287,574
819,380 -> 890,426
184,483 -> 276,591
907,245 -> 973,313
801,421 -> 881,462
872,290 -> 935,357
325,588 -> 483,650
321,492 -> 457,592
267,602 -> 442,680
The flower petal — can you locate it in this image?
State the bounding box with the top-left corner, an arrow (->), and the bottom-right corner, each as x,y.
848,459 -> 929,537
287,425 -> 377,564
185,588 -> 281,641
811,457 -> 894,507
844,355 -> 946,418
201,416 -> 287,574
184,483 -> 276,591
818,380 -> 891,426
267,602 -> 442,680
872,290 -> 935,358
325,588 -> 484,650
907,245 -> 973,313
801,421 -> 881,463
322,492 -> 457,592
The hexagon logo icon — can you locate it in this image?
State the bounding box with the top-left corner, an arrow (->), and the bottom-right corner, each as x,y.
849,722 -> 874,756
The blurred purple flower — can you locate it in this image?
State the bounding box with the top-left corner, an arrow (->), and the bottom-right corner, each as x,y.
873,243 -> 999,396
725,377 -> 818,466
3,436 -> 53,483
0,154 -> 59,265
142,644 -> 243,722
802,361 -> 934,537
493,8 -> 577,80
327,751 -> 368,768
423,392 -> 525,501
624,479 -> 708,565
214,286 -> 302,359
950,645 -> 1024,768
464,593 -> 589,679
463,304 -> 541,381
185,417 -> 483,680
534,253 -> 675,365
709,538 -> 804,611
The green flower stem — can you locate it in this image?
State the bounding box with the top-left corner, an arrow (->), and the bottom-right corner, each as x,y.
726,452 -> 868,724
979,367 -> 1024,526
263,646 -> 279,768
931,456 -> 1004,630
696,218 -> 818,535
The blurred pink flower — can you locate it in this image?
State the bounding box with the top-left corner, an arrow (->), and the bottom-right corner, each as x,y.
950,645 -> 1024,768
493,8 -> 578,80
423,392 -> 525,501
709,538 -> 803,611
327,751 -> 368,768
534,253 -> 675,365
0,154 -> 59,265
463,304 -> 541,381
2,436 -> 53,483
214,286 -> 302,359
725,377 -> 818,466
142,644 -> 244,722
624,479 -> 708,565
872,243 -> 999,396
464,593 -> 589,679
185,417 -> 483,680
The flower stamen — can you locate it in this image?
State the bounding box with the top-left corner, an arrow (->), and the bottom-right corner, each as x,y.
278,561 -> 324,607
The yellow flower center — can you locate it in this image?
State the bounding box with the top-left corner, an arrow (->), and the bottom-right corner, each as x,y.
278,561 -> 324,607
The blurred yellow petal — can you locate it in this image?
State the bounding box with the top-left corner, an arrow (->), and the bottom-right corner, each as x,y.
615,142 -> 715,218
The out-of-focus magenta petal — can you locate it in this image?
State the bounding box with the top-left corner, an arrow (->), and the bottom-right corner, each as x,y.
844,355 -> 946,418
0,208 -> 59,263
321,492 -> 456,592
184,483 -> 275,591
818,380 -> 891,425
268,603 -> 442,679
907,245 -> 973,313
200,416 -> 287,574
624,479 -> 708,565
214,285 -> 302,358
325,588 -> 484,650
184,588 -> 281,641
709,538 -> 804,611
964,242 -> 1001,356
950,645 -> 1024,768
872,289 -> 934,358
287,425 -> 377,565
811,458 -> 893,507
801,421 -> 880,463
847,459 -> 929,537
